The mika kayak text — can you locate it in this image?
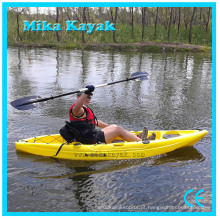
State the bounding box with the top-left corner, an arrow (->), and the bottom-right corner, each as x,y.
23,20 -> 116,33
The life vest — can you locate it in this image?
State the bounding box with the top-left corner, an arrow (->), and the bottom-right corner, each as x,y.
69,103 -> 96,124
65,103 -> 98,144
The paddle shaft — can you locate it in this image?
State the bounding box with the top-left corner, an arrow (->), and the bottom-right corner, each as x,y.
18,74 -> 142,107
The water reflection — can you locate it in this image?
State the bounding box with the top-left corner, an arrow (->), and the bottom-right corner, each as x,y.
19,146 -> 204,180
15,145 -> 204,212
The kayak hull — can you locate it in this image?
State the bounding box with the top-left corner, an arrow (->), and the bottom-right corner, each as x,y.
15,130 -> 208,161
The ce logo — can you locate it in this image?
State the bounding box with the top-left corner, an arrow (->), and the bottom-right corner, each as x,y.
184,189 -> 204,207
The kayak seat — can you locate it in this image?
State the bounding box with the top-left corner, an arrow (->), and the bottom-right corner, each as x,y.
163,134 -> 181,139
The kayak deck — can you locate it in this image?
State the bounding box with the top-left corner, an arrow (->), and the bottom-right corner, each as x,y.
15,130 -> 208,161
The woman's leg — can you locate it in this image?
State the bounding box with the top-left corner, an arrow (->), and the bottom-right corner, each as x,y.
102,124 -> 142,144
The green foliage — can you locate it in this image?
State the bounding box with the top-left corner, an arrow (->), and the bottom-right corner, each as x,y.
7,7 -> 212,47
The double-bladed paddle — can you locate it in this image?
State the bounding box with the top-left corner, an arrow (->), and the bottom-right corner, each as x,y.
10,71 -> 148,110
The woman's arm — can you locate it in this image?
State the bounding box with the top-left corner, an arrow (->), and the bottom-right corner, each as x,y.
71,94 -> 87,117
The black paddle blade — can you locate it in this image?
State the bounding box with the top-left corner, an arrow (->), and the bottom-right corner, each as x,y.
130,72 -> 149,81
10,96 -> 40,110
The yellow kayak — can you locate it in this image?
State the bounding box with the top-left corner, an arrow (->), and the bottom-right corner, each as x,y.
15,130 -> 207,161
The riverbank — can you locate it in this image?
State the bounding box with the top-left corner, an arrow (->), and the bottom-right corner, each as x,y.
8,41 -> 211,52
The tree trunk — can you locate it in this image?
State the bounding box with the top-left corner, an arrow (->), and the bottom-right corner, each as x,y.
178,7 -> 181,36
173,8 -> 177,25
154,7 -> 159,39
131,7 -> 134,38
189,7 -> 197,44
110,7 -> 118,43
56,7 -> 60,42
206,7 -> 211,33
64,7 -> 72,20
36,7 -> 39,20
82,7 -> 86,43
183,8 -> 188,30
168,7 -> 173,42
165,7 -> 168,29
141,7 -> 146,41
16,12 -> 22,41
87,8 -> 90,23
199,8 -> 202,27
113,7 -> 118,43
110,7 -> 114,22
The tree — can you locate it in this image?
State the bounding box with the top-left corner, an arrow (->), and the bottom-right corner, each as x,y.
141,7 -> 146,41
130,7 -> 134,38
110,7 -> 118,43
82,7 -> 86,43
168,7 -> 173,41
183,7 -> 191,30
36,7 -> 40,20
206,7 -> 211,33
178,7 -> 181,35
189,7 -> 197,44
56,7 -> 60,42
154,7 -> 159,39
87,7 -> 91,23
16,8 -> 26,41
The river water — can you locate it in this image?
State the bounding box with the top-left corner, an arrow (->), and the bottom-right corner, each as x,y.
6,47 -> 213,213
